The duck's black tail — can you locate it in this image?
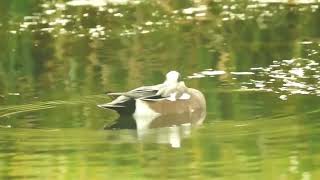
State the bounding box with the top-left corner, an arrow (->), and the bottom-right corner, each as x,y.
97,96 -> 136,114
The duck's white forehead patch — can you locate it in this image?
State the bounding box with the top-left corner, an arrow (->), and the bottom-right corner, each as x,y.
166,71 -> 180,81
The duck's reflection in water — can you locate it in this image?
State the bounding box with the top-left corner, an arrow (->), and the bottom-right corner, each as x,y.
104,110 -> 206,148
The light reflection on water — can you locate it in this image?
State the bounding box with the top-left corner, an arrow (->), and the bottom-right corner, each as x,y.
188,57 -> 320,98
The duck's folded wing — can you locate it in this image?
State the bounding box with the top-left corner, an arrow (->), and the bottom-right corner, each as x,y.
139,94 -> 168,101
98,95 -> 130,108
107,85 -> 162,99
107,90 -> 157,99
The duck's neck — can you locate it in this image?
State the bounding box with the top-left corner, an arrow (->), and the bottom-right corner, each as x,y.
163,80 -> 178,86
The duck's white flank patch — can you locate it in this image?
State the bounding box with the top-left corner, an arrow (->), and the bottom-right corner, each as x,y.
133,99 -> 160,130
179,93 -> 191,100
167,92 -> 177,101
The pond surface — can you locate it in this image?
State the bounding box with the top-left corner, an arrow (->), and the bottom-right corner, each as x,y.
1,0 -> 320,179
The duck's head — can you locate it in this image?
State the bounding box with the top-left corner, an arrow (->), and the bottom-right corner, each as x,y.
164,71 -> 180,84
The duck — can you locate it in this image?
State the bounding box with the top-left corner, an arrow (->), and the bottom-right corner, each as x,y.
98,71 -> 206,117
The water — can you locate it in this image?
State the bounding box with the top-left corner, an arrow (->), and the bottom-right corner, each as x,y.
1,0 -> 320,179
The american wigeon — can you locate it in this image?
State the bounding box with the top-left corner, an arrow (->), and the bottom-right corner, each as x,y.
98,71 -> 206,117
